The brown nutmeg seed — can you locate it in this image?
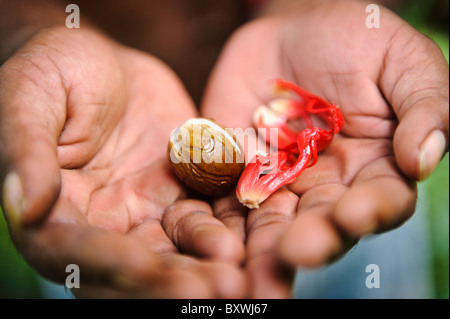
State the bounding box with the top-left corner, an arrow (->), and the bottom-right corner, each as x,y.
168,118 -> 245,196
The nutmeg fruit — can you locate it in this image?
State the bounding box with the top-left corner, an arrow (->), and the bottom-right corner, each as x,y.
168,118 -> 245,196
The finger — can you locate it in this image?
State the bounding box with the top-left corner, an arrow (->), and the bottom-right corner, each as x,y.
178,256 -> 248,299
130,216 -> 248,298
35,28 -> 128,169
333,156 -> 417,237
245,188 -> 298,298
15,223 -> 163,288
72,269 -> 214,299
128,218 -> 178,255
212,193 -> 248,242
279,183 -> 356,267
279,157 -> 417,267
72,263 -> 215,298
162,199 -> 245,264
380,26 -> 449,180
130,221 -> 248,299
142,252 -> 247,298
73,259 -> 218,299
20,209 -> 235,299
73,256 -> 247,299
0,51 -> 66,227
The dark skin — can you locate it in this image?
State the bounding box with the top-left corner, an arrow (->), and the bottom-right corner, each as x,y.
0,0 -> 448,298
203,0 -> 449,265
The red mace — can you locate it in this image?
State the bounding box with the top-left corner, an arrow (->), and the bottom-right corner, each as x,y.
236,79 -> 345,209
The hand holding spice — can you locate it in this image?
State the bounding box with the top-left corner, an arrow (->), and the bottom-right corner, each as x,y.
201,0 -> 448,275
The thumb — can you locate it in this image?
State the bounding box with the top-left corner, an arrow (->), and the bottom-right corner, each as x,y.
381,27 -> 449,181
0,50 -> 66,227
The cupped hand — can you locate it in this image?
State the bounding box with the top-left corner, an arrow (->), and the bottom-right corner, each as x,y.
201,0 -> 448,296
0,26 -> 246,298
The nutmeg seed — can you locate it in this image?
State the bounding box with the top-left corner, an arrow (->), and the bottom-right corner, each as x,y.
168,118 -> 245,196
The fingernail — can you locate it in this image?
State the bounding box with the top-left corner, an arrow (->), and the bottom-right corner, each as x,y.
419,130 -> 446,180
2,171 -> 27,227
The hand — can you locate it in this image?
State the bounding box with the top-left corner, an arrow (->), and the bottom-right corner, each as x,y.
0,26 -> 246,298
201,0 -> 448,296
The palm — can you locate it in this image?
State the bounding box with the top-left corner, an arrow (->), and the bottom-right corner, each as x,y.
201,1 -> 427,296
60,52 -> 194,234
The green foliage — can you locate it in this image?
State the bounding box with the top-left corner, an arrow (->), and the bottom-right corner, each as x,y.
399,0 -> 449,32
0,208 -> 42,298
401,1 -> 449,298
422,155 -> 450,299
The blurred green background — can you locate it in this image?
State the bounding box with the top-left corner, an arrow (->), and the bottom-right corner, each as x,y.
0,0 -> 449,298
398,0 -> 449,299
